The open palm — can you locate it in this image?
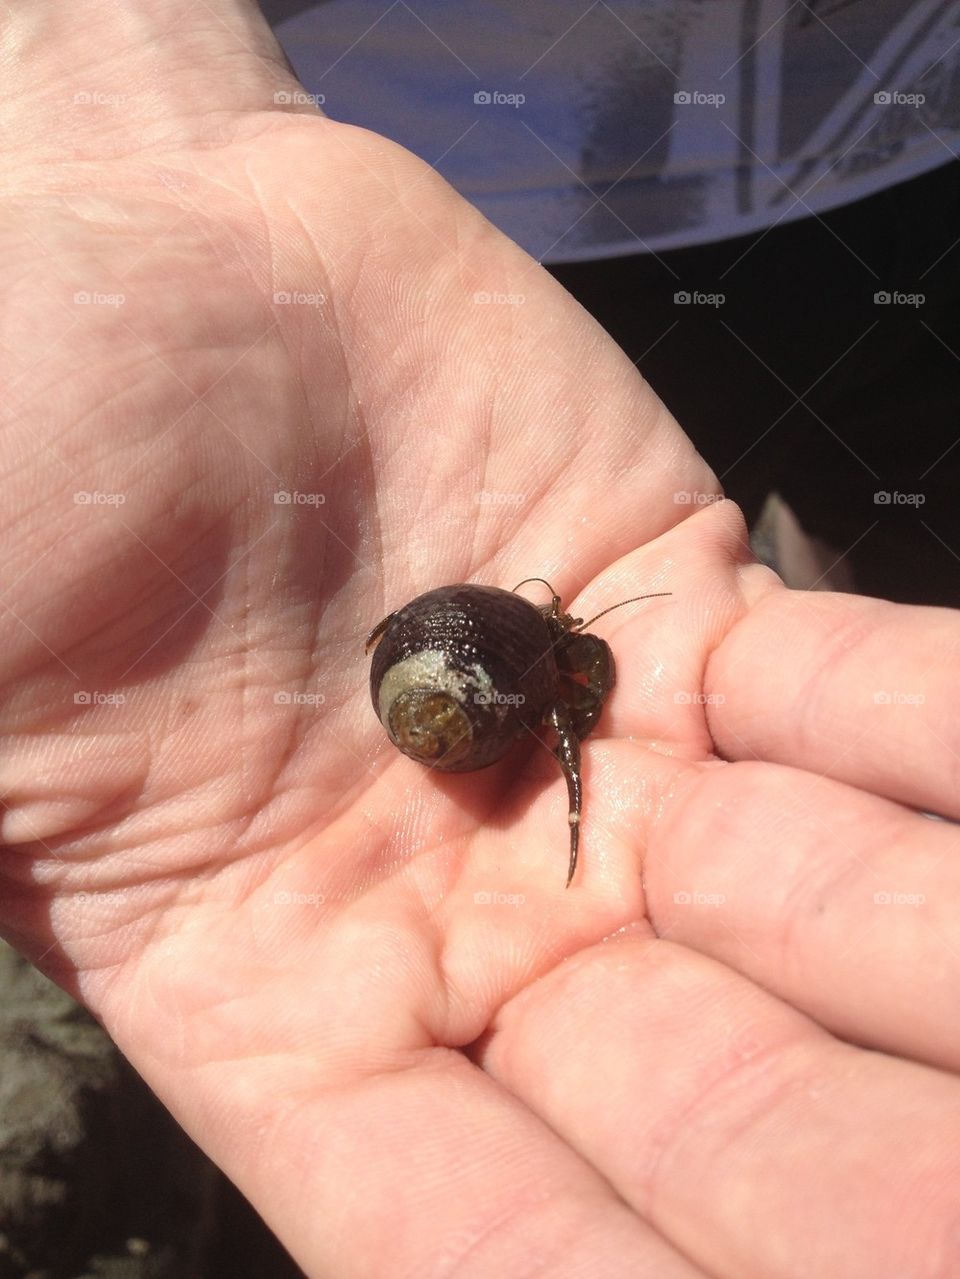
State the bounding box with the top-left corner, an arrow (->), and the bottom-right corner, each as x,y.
2,7 -> 959,1277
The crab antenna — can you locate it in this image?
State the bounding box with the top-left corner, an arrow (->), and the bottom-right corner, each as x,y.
512,576 -> 560,598
576,593 -> 672,631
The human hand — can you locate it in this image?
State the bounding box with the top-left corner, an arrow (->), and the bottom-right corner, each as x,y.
2,4 -> 958,1277
478,571 -> 960,1278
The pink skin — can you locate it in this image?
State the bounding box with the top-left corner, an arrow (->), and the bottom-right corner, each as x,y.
2,4 -> 960,1277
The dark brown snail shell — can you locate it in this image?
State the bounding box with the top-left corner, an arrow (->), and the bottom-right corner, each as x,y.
366,579 -> 671,884
368,585 -> 558,772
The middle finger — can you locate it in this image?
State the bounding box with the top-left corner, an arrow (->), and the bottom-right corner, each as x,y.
479,934 -> 960,1279
646,757 -> 960,1073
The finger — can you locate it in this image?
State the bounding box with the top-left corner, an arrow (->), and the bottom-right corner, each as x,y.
136,1043 -> 709,1279
559,498 -> 753,750
705,581 -> 960,818
646,757 -> 960,1072
480,934 -> 960,1279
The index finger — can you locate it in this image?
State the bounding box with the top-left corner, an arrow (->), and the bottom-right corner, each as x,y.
705,575 -> 960,817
